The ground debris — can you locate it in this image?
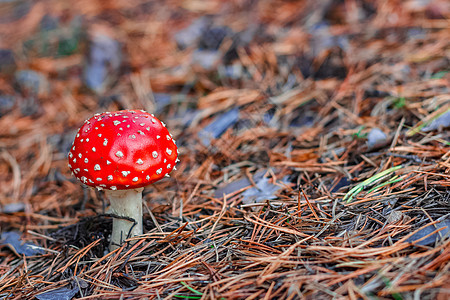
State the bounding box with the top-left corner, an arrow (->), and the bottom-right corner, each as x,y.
0,1 -> 449,299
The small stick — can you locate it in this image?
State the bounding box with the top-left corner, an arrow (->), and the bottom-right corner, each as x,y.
301,188 -> 320,222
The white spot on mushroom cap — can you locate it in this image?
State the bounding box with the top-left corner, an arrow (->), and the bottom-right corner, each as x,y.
92,147 -> 96,152
103,138 -> 108,146
156,135 -> 160,139
78,153 -> 82,158
156,168 -> 162,175
108,175 -> 113,181
122,171 -> 131,177
116,151 -> 124,158
84,158 -> 88,163
111,186 -> 117,190
94,164 -> 101,171
106,160 -> 111,165
136,159 -> 143,165
129,134 -> 136,139
96,178 -> 102,181
166,148 -> 172,155
113,120 -> 121,126
152,151 -> 158,158
146,175 -> 150,180
69,152 -> 73,158
132,177 -> 138,182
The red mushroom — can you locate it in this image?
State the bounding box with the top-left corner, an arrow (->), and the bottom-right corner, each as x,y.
68,109 -> 178,250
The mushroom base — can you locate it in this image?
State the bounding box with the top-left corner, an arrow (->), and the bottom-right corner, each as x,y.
105,188 -> 144,250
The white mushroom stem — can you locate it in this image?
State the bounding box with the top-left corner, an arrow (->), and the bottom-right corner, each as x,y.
105,187 -> 144,250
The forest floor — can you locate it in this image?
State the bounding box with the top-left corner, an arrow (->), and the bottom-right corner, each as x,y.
0,1 -> 449,299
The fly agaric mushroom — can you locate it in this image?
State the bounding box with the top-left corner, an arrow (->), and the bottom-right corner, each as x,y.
68,109 -> 178,250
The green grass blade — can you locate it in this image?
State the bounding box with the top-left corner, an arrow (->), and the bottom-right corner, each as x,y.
180,281 -> 203,296
343,165 -> 403,203
366,175 -> 402,195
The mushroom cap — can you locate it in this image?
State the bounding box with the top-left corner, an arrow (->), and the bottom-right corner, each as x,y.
68,109 -> 178,190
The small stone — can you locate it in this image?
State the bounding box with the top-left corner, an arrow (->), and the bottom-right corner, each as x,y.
367,128 -> 388,149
